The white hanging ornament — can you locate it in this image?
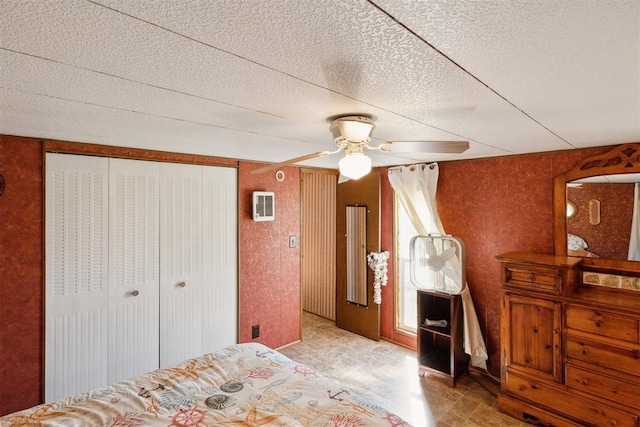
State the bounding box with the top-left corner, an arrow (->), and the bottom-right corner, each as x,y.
367,251 -> 389,304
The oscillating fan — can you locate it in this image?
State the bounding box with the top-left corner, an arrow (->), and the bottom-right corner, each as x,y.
409,234 -> 466,294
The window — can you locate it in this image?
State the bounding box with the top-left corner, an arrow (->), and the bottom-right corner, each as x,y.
394,194 -> 420,333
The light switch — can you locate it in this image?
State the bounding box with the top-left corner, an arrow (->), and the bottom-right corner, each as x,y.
289,235 -> 296,248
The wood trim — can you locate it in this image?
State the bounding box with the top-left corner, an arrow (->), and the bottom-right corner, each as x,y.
44,140 -> 238,167
40,141 -> 46,406
565,143 -> 640,182
554,174 -> 569,256
299,167 -> 337,176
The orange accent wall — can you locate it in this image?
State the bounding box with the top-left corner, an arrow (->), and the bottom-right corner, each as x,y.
0,135 -> 44,415
237,163 -> 301,348
421,148 -> 607,376
379,147 -> 612,376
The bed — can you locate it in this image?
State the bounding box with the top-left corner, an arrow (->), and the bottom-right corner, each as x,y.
567,233 -> 599,258
0,343 -> 411,426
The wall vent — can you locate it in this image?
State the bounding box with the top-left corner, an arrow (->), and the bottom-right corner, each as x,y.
252,191 -> 275,221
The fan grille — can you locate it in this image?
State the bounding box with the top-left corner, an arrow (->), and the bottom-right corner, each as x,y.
410,234 -> 466,294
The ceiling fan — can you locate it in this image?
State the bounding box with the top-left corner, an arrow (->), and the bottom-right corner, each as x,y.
251,115 -> 470,180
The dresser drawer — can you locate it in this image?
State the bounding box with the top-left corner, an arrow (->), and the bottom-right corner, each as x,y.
566,335 -> 640,376
566,305 -> 639,343
505,371 -> 638,427
566,364 -> 640,409
503,263 -> 563,294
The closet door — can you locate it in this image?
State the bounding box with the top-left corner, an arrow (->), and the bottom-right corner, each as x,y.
159,163 -> 203,367
202,166 -> 238,352
45,153 -> 109,402
108,158 -> 160,383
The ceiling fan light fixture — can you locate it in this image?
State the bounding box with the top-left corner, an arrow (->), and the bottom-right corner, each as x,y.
252,114 -> 469,177
331,116 -> 375,142
339,152 -> 371,180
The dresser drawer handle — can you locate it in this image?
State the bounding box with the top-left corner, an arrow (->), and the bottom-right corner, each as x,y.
578,378 -> 589,386
580,349 -> 588,355
528,274 -> 535,282
593,320 -> 602,327
518,385 -> 526,391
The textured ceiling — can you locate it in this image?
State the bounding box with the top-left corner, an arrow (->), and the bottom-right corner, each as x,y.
1,0 -> 639,170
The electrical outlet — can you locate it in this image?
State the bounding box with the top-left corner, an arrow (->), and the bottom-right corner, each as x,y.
289,235 -> 296,248
252,324 -> 260,339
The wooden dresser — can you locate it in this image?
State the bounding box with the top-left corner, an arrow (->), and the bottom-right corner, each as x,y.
497,252 -> 640,427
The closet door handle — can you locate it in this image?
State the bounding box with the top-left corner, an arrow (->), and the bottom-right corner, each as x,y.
178,281 -> 187,288
130,290 -> 140,297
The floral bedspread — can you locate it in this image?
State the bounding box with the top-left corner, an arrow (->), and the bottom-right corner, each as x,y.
0,343 -> 411,426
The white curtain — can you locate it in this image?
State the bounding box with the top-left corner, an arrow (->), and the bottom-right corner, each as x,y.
628,183 -> 640,260
388,163 -> 488,369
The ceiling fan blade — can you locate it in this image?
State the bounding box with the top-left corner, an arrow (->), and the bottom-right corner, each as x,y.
379,140 -> 469,154
251,151 -> 333,174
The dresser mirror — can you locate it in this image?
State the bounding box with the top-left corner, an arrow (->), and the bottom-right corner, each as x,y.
554,143 -> 640,271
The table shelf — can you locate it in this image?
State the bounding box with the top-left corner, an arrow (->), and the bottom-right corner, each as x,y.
417,289 -> 468,387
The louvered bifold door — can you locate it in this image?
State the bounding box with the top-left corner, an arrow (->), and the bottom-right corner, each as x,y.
201,166 -> 238,352
45,153 -> 109,402
108,159 -> 160,384
159,163 -> 204,367
301,171 -> 336,320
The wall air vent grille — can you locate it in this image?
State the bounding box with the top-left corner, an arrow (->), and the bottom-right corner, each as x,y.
252,191 -> 275,222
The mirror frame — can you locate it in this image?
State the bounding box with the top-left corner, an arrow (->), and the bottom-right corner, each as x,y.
554,142 -> 640,269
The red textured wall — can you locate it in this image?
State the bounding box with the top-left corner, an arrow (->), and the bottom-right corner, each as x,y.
0,135 -> 44,415
431,147 -> 609,376
567,183 -> 633,259
379,146 -> 613,376
238,163 -> 301,348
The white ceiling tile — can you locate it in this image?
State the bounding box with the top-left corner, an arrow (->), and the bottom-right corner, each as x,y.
374,0 -> 640,146
1,0 -> 638,170
92,0 -> 573,152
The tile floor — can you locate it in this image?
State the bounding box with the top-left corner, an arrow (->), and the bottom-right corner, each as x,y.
279,312 -> 528,427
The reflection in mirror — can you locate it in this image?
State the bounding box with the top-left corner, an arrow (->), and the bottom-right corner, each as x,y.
566,200 -> 577,219
588,199 -> 601,226
566,183 -> 633,259
346,205 -> 367,306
